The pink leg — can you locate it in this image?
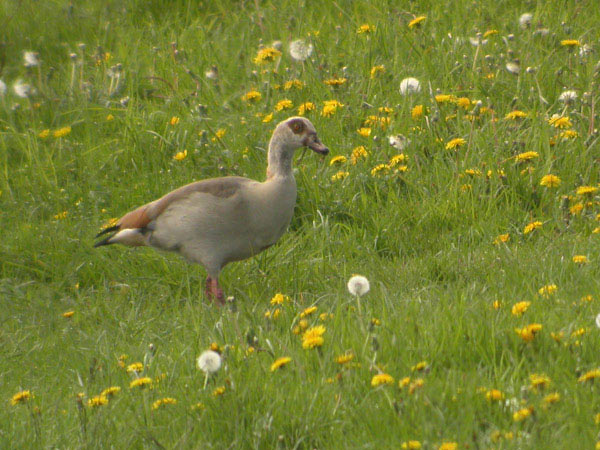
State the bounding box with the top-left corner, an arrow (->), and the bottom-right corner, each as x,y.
210,278 -> 225,305
204,276 -> 213,300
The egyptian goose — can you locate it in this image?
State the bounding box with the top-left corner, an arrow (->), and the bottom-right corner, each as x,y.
94,117 -> 328,303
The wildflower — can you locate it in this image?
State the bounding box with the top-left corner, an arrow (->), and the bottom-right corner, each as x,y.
39,129 -> 50,138
455,97 -> 471,109
329,155 -> 347,166
357,24 -> 375,34
371,164 -> 390,177
371,373 -> 394,386
275,99 -> 293,111
515,323 -> 542,342
347,275 -> 370,297
351,146 -> 369,164
445,138 -> 466,150
324,77 -> 347,87
540,174 -> 561,188
408,16 -> 426,28
270,356 -> 292,372
53,126 -> 72,138
573,255 -> 589,264
493,233 -> 510,245
411,361 -> 428,372
400,77 -> 421,95
538,284 -> 557,297
560,39 -> 580,47
213,129 -> 226,140
409,378 -> 425,394
88,395 -> 108,407
262,113 -> 273,123
270,293 -> 288,305
559,90 -> 578,104
515,151 -> 539,163
486,389 -> 504,401
544,392 -> 560,405
23,51 -> 40,67
253,47 -> 281,64
13,79 -> 32,98
152,397 -> 177,410
242,89 -> 262,103
321,99 -> 344,117
357,127 -> 371,137
559,130 -> 578,139
302,325 -> 325,349
519,13 -> 533,29
570,203 -> 584,215
435,94 -> 455,103
370,65 -> 385,78
523,221 -> 542,234
300,306 -> 318,318
511,301 -> 531,316
401,441 -> 422,449
388,135 -> 409,151
283,80 -> 304,90
492,300 -> 502,309
530,373 -> 551,389
297,102 -> 315,115
100,386 -> 121,397
389,154 -> 408,167
513,407 -> 534,421
483,29 -> 498,38
173,150 -> 187,161
505,61 -> 520,74
288,39 -> 313,62
505,110 -> 528,120
212,386 -> 226,396
335,353 -> 354,365
129,377 -> 153,389
169,116 -> 180,126
126,362 -> 143,373
576,186 -> 598,196
196,350 -> 222,374
438,443 -> 457,450
411,104 -> 424,119
331,171 -> 349,182
62,310 -> 75,318
548,115 -> 572,128
11,390 -> 33,406
578,369 -> 600,383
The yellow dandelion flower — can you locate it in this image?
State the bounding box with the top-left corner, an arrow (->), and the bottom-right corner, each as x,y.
548,115 -> 572,128
543,392 -> 560,405
595,413 -> 600,424
270,293 -> 288,305
253,47 -> 281,64
261,113 -> 273,123
371,373 -> 394,386
270,356 -> 292,372
530,373 -> 551,389
379,106 -> 394,114
357,24 -> 375,34
173,150 -> 187,161
297,102 -> 315,115
371,163 -> 390,177
324,77 -> 347,86
62,310 -> 75,318
515,151 -> 539,163
511,301 -> 531,316
38,129 -> 50,138
513,407 -> 534,422
100,386 -> 121,397
523,221 -> 542,234
357,127 -> 372,137
53,211 -> 68,220
275,99 -> 293,111
438,443 -> 457,450
129,377 -> 152,389
351,146 -> 369,164
152,397 -> 177,410
302,335 -> 324,349
169,117 -> 179,126
435,94 -> 455,104
560,39 -> 580,47
515,323 -> 542,342
335,353 -> 354,364
331,170 -> 349,182
106,114 -> 114,121
485,389 -> 504,401
389,153 -> 407,167
492,300 -> 502,310
53,126 -> 72,138
573,255 -> 589,264
88,395 -> 108,407
401,441 -> 422,449
212,386 -> 226,396
570,202 -> 584,215
505,110 -> 528,120
538,284 -> 557,297
370,65 -> 385,79
329,155 -> 347,166
455,97 -> 471,109
408,16 -> 426,29
576,186 -> 598,196
11,390 -> 33,406
483,29 -> 498,38
126,362 -> 143,373
242,90 -> 262,103
540,174 -> 561,188
411,361 -> 428,372
409,378 -> 425,394
579,369 -> 600,383
411,104 -> 424,119
493,233 -> 510,245
283,79 -> 304,90
445,138 -> 466,150
300,306 -> 317,318
399,377 -> 411,388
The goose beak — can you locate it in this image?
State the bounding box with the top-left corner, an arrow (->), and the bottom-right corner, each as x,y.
306,136 -> 329,155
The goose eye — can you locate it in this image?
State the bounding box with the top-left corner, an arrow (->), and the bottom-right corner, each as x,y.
288,119 -> 305,134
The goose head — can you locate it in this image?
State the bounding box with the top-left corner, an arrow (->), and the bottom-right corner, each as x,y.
274,117 -> 329,155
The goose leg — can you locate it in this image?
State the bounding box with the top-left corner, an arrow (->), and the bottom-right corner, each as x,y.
211,277 -> 225,305
204,276 -> 213,300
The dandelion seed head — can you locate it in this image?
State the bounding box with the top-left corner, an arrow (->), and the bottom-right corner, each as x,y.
559,90 -> 578,104
505,61 -> 520,74
197,350 -> 222,374
289,39 -> 313,62
23,51 -> 40,67
347,275 -> 370,297
519,13 -> 533,29
400,77 -> 421,95
389,134 -> 410,150
13,79 -> 32,98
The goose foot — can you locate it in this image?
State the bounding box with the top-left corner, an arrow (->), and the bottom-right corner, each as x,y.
205,276 -> 225,305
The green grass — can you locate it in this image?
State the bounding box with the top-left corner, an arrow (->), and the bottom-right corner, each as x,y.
2,0 -> 600,447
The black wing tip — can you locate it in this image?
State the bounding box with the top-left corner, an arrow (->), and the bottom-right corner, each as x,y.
95,225 -> 119,238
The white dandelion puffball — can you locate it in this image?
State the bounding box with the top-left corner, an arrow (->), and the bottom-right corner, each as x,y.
23,51 -> 40,68
400,77 -> 421,95
519,13 -> 533,29
559,90 -> 578,104
289,39 -> 313,62
347,275 -> 370,297
505,62 -> 520,75
13,79 -> 32,98
197,350 -> 222,374
389,134 -> 410,151
595,313 -> 600,329
0,79 -> 6,96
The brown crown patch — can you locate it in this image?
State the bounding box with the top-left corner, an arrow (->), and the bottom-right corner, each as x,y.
287,118 -> 305,135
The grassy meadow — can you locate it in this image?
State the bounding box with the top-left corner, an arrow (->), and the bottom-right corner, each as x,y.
2,0 -> 600,447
